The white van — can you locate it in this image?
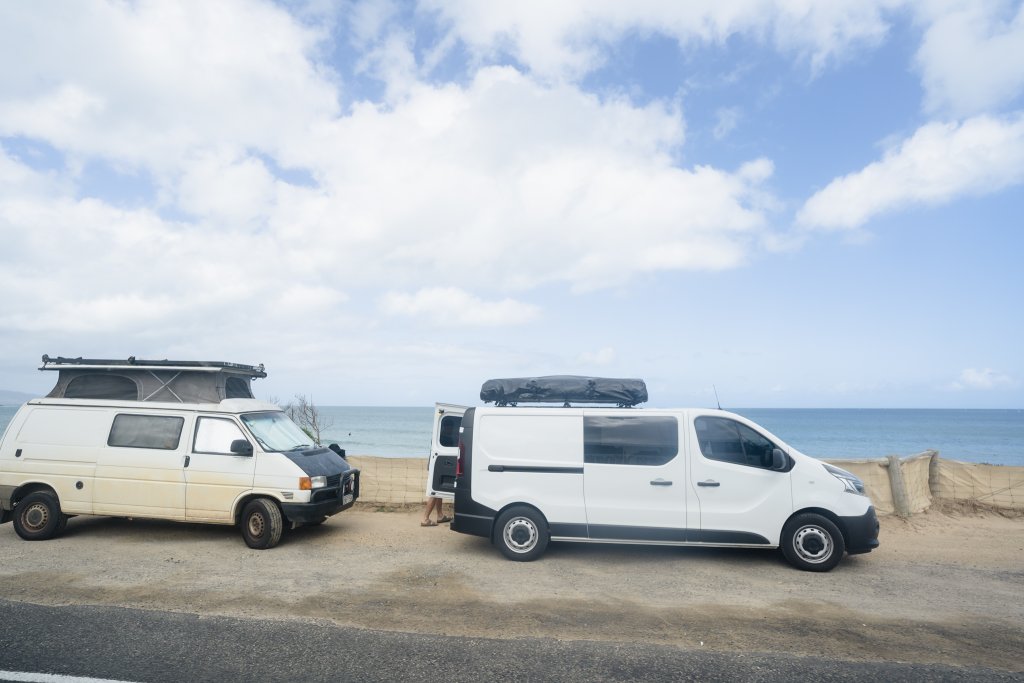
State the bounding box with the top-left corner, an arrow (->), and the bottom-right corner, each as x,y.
0,356 -> 359,549
449,376 -> 879,571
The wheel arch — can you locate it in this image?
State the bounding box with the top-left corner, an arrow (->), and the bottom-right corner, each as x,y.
232,492 -> 283,526
787,506 -> 849,545
11,482 -> 60,507
490,501 -> 549,544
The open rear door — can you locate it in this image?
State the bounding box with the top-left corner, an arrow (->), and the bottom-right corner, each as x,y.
426,402 -> 466,500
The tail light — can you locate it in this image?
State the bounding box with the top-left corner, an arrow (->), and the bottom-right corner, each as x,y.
456,437 -> 464,476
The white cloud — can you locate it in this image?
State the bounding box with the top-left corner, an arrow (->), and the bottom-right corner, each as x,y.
797,114 -> 1024,230
381,287 -> 540,326
421,0 -> 900,80
713,107 -> 741,140
950,368 -> 1018,391
0,0 -> 339,173
914,0 -> 1024,116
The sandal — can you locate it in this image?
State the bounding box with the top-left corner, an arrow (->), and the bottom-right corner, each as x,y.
438,516 -> 453,523
420,520 -> 437,527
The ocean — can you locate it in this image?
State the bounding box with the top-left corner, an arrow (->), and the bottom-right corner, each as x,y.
1,404 -> 1021,465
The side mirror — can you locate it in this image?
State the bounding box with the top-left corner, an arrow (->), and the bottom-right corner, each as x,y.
771,448 -> 787,471
230,439 -> 254,456
328,443 -> 347,460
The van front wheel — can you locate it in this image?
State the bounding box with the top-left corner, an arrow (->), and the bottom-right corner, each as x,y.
781,513 -> 845,572
241,499 -> 283,549
495,506 -> 549,562
14,491 -> 66,541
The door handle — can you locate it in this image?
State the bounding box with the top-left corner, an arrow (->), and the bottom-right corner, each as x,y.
650,479 -> 673,486
697,480 -> 720,487
184,455 -> 191,468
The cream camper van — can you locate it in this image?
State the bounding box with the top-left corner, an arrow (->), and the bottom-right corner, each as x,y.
446,376 -> 879,572
0,356 -> 359,549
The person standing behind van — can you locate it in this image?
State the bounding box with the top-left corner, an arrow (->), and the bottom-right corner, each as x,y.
420,496 -> 451,527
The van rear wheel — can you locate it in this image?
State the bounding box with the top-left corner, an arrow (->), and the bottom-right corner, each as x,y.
240,499 -> 283,549
781,513 -> 845,572
495,506 -> 549,562
13,491 -> 66,541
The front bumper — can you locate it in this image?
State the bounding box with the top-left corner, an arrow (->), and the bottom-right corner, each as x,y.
281,469 -> 360,524
839,505 -> 880,554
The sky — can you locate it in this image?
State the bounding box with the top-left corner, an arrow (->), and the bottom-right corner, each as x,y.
0,0 -> 1022,409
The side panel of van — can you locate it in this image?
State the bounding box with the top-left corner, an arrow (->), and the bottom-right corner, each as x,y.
8,405 -> 102,514
94,412 -> 188,519
473,412 -> 586,527
688,412 -> 793,545
582,411 -> 689,540
185,415 -> 257,522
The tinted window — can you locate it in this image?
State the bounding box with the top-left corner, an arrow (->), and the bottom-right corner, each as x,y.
584,416 -> 678,466
438,415 -> 462,448
695,416 -> 778,469
108,414 -> 184,450
225,377 -> 253,399
193,417 -> 247,455
66,375 -> 139,401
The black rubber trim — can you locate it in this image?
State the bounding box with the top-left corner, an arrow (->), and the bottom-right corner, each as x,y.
549,522 -> 588,538
487,465 -> 584,474
587,525 -> 688,542
839,505 -> 880,554
688,529 -> 770,545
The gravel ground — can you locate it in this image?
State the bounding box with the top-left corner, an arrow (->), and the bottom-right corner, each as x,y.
1,507 -> 1022,672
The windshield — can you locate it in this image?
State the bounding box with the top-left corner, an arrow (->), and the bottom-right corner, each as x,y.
241,411 -> 312,452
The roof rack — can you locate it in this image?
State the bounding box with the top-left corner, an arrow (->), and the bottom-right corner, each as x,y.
40,355 -> 266,378
480,375 -> 648,408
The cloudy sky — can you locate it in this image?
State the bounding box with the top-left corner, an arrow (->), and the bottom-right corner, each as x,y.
1,0 -> 1022,408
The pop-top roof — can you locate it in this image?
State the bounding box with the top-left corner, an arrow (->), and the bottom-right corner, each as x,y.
39,355 -> 265,404
480,375 -> 648,407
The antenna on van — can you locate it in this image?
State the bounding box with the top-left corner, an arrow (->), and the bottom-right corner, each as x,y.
713,385 -> 722,410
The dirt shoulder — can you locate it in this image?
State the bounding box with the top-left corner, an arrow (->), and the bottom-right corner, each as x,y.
1,508 -> 1022,671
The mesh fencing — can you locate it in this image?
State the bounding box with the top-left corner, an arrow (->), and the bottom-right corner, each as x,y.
346,453 -> 1024,515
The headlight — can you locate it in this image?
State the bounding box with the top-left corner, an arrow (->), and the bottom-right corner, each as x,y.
823,463 -> 865,495
299,475 -> 327,490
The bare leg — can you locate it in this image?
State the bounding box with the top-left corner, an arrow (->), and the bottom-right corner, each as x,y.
421,497 -> 441,525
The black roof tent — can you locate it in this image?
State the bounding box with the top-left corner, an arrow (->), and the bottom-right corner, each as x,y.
40,355 -> 266,403
480,375 -> 648,408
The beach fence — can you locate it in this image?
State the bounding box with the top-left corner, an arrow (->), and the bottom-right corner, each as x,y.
346,452 -> 1024,516
827,451 -> 1024,517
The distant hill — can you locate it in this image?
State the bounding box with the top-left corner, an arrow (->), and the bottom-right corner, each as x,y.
0,389 -> 35,406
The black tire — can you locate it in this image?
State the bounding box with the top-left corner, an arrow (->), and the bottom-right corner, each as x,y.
13,491 -> 66,541
494,506 -> 549,562
781,513 -> 845,572
240,499 -> 283,549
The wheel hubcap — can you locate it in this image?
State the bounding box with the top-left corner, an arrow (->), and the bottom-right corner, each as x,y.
504,518 -> 537,553
793,525 -> 833,564
248,513 -> 265,537
23,503 -> 49,531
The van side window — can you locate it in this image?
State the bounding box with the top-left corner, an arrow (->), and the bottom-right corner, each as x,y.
584,416 -> 678,466
108,414 -> 184,450
67,375 -> 139,401
439,415 -> 462,447
695,417 -> 779,469
193,417 -> 248,455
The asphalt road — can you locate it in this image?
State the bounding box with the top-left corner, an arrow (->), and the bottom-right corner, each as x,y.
0,600 -> 1019,683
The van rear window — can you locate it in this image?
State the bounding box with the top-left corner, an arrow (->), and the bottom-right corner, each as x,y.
108,414 -> 184,450
584,416 -> 678,466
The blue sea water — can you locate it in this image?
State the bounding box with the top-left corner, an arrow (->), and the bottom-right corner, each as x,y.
1,404 -> 1021,465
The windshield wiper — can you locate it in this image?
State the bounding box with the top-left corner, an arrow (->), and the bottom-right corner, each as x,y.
290,444 -> 312,451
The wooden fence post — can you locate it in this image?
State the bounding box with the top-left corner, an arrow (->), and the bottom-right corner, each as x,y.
886,454 -> 912,518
